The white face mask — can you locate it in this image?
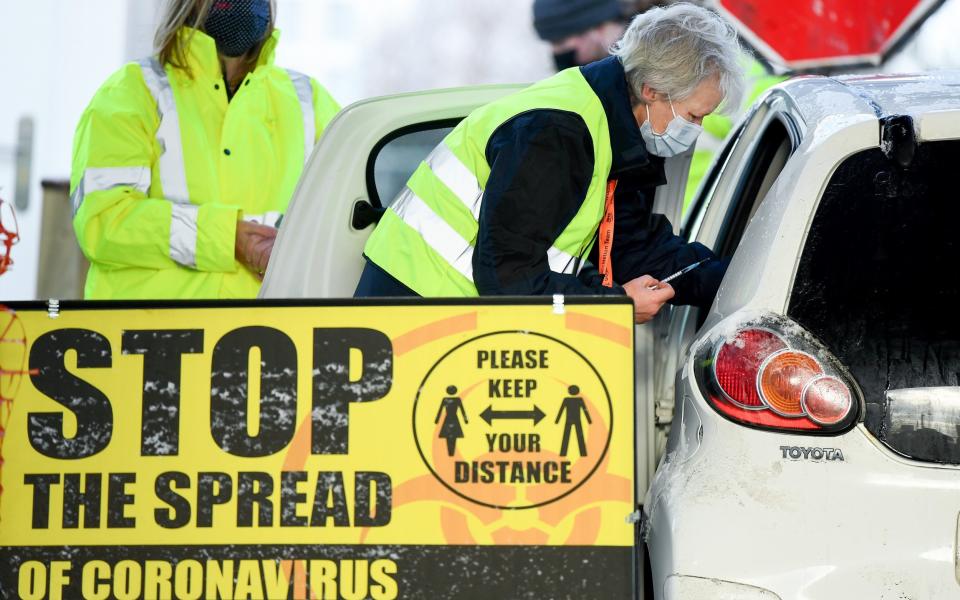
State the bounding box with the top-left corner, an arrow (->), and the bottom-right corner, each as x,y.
639,99 -> 703,158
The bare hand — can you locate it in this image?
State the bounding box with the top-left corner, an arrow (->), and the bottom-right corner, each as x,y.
235,220 -> 278,279
623,275 -> 675,324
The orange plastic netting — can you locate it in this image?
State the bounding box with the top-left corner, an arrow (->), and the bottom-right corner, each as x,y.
0,199 -> 18,276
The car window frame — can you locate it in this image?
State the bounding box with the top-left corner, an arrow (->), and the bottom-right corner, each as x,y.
674,95 -> 802,334
713,116 -> 796,258
681,120 -> 745,241
684,94 -> 802,252
364,118 -> 463,209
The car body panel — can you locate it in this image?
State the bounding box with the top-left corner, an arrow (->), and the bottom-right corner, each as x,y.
918,108 -> 960,141
647,350 -> 960,599
707,78 -> 881,325
836,71 -> 960,116
647,72 -> 960,598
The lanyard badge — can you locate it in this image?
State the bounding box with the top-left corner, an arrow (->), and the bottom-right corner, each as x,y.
598,180 -> 617,288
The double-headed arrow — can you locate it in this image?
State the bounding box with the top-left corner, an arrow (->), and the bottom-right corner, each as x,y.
480,405 -> 546,426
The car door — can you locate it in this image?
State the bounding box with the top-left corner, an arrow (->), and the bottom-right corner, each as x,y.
639,89 -> 805,490
260,85 -> 523,299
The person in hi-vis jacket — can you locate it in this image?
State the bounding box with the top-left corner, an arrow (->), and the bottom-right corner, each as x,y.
71,0 -> 339,299
358,4 -> 741,324
531,0 -> 786,216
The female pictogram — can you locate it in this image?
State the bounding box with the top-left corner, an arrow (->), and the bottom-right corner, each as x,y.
435,385 -> 469,457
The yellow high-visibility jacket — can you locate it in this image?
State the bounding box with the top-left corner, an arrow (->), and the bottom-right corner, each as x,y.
71,28 -> 339,299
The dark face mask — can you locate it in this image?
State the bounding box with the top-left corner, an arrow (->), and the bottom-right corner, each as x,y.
552,50 -> 578,72
204,0 -> 271,58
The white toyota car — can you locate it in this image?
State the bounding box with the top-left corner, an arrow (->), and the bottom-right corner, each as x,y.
262,72 -> 960,599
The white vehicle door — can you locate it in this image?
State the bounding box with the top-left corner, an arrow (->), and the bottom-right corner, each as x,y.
640,90 -> 805,491
261,85 -> 522,299
631,149 -> 694,496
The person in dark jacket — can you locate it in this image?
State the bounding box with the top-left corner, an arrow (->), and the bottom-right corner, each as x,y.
357,3 -> 742,323
532,0 -> 636,71
532,0 -> 784,215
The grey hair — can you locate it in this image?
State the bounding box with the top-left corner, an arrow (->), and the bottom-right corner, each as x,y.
611,2 -> 744,114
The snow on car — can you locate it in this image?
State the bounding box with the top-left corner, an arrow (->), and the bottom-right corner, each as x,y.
646,72 -> 960,599
261,71 -> 960,598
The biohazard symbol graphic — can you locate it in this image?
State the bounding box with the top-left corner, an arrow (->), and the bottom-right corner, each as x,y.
275,311 -> 632,598
367,396 -> 631,547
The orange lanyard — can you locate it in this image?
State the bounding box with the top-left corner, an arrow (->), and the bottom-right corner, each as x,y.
598,179 -> 617,287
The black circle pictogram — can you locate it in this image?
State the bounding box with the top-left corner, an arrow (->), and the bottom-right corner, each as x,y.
412,330 -> 613,510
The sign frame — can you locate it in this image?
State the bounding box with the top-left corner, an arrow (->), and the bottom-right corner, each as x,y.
710,0 -> 947,71
0,296 -> 640,600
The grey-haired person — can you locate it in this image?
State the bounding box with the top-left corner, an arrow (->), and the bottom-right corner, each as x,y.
358,3 -> 741,323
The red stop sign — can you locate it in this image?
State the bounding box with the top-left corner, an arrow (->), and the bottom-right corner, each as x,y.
711,0 -> 945,70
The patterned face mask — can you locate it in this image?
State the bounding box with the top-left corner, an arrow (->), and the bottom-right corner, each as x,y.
203,0 -> 271,58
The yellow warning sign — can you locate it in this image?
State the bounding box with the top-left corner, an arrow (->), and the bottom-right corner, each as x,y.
0,299 -> 636,599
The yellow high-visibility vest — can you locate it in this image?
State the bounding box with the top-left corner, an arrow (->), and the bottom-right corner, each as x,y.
71,27 -> 339,299
364,67 -> 612,297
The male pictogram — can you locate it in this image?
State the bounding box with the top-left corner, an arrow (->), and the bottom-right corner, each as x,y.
435,385 -> 468,457
556,385 -> 592,457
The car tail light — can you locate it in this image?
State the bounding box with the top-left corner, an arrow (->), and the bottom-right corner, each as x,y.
698,316 -> 859,433
802,376 -> 852,425
714,329 -> 786,409
758,350 -> 822,416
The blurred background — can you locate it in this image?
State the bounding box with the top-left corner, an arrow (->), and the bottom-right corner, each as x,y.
1,0 -> 959,300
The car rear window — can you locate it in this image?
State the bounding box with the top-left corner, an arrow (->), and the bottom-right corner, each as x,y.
788,139 -> 960,464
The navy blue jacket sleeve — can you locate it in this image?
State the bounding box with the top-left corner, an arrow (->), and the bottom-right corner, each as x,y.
597,178 -> 728,308
472,109 -> 624,296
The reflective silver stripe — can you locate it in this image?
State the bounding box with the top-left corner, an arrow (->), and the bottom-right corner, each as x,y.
286,69 -> 316,164
169,203 -> 199,268
243,211 -> 283,228
392,187 -> 474,281
70,184 -> 84,215
393,186 -> 580,280
424,143 -> 483,219
421,144 -> 578,275
547,246 -> 578,275
72,166 -> 151,214
139,58 -> 190,204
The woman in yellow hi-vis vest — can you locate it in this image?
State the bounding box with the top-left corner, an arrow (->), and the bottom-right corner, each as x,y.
359,4 -> 743,324
71,0 -> 339,299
